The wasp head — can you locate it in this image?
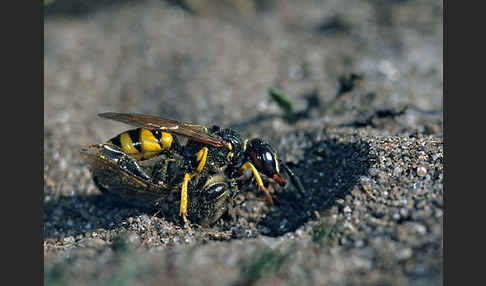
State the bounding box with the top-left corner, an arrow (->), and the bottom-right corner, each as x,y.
245,138 -> 285,187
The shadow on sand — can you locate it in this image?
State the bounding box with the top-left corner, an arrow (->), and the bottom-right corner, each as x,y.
43,193 -> 160,240
259,139 -> 372,236
44,138 -> 372,240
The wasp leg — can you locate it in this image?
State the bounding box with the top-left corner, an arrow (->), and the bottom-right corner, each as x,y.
178,147 -> 208,229
239,161 -> 274,205
180,173 -> 191,229
195,147 -> 208,174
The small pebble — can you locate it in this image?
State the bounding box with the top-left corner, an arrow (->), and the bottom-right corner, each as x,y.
414,223 -> 427,235
417,166 -> 427,177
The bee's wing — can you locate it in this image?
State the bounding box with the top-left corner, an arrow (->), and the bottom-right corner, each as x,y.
98,112 -> 228,148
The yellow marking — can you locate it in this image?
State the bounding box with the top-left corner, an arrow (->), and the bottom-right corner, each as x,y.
120,132 -> 140,155
105,139 -> 143,160
240,161 -> 274,205
139,128 -> 162,159
140,128 -> 162,152
138,129 -> 173,159
180,173 -> 190,227
195,147 -> 208,173
160,132 -> 173,149
226,142 -> 232,150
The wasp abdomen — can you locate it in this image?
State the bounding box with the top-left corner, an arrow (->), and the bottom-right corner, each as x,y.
107,128 -> 173,160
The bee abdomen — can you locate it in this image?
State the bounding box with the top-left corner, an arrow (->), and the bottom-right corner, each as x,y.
107,128 -> 173,160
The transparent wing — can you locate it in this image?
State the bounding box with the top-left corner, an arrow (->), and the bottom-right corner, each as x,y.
98,112 -> 228,147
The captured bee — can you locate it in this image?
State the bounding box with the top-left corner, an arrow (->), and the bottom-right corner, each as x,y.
82,112 -> 304,227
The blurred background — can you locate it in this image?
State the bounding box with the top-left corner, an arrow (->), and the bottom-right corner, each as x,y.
44,0 -> 442,285
45,0 -> 442,145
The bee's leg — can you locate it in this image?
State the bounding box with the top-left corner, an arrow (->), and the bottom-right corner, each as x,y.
239,162 -> 274,205
180,173 -> 191,229
195,147 -> 209,174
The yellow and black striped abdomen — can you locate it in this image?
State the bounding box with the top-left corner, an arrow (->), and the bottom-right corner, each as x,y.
107,128 -> 173,160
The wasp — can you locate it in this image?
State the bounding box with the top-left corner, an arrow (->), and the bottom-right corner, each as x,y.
82,112 -> 304,227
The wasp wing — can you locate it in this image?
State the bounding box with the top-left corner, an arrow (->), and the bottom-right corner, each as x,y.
98,112 -> 228,148
81,144 -> 170,201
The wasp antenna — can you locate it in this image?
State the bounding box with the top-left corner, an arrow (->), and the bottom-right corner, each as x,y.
281,162 -> 305,194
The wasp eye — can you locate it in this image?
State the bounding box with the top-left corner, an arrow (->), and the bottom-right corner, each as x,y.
247,139 -> 282,185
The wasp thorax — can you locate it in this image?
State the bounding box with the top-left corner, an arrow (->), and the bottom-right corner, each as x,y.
211,126 -> 244,163
246,138 -> 285,186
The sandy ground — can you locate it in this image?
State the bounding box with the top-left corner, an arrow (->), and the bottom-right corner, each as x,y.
44,1 -> 443,285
